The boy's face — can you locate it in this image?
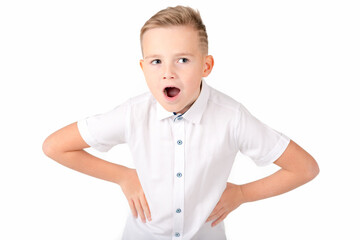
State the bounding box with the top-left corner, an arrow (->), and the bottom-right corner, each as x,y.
140,25 -> 214,114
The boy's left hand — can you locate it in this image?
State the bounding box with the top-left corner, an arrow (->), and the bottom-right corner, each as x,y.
206,182 -> 245,227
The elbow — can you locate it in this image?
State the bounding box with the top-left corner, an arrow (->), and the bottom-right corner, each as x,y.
42,135 -> 59,159
42,136 -> 53,158
304,157 -> 320,182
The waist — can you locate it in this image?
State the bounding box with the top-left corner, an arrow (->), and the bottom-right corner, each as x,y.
121,214 -> 226,240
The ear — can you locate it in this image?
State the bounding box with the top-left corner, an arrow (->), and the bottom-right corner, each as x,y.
202,55 -> 214,77
139,59 -> 144,72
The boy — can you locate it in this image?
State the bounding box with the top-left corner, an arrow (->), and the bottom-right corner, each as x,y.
43,5 -> 319,240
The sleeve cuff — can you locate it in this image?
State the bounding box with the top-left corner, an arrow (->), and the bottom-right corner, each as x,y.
77,118 -> 112,152
255,133 -> 291,167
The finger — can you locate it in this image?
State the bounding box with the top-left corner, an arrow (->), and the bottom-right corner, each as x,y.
134,198 -> 146,223
211,212 -> 228,227
206,206 -> 224,222
208,207 -> 226,224
140,193 -> 152,221
206,204 -> 222,221
128,199 -> 138,218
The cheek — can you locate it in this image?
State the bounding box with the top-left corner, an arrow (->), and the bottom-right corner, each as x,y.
180,65 -> 200,77
146,67 -> 162,78
190,63 -> 204,76
144,72 -> 161,90
181,66 -> 203,83
143,69 -> 157,81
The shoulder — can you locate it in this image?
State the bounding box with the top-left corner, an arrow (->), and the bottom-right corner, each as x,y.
107,91 -> 153,111
103,91 -> 154,117
126,91 -> 155,117
207,84 -> 246,115
123,90 -> 151,104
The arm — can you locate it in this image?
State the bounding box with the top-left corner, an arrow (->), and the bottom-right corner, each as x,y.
239,139 -> 319,203
206,140 -> 319,226
42,122 -> 129,185
42,122 -> 152,223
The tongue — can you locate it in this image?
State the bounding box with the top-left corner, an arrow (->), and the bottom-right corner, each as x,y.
167,87 -> 180,97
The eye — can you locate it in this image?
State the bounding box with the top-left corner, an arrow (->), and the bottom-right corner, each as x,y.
151,59 -> 161,64
178,58 -> 189,63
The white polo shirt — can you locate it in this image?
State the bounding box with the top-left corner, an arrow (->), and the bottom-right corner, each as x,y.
77,79 -> 290,240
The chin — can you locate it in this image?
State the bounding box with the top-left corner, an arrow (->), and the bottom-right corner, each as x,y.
162,103 -> 181,113
165,106 -> 180,113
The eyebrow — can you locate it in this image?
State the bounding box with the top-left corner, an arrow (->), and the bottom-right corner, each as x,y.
144,52 -> 195,59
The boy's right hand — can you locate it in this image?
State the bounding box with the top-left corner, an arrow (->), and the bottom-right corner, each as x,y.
119,168 -> 152,223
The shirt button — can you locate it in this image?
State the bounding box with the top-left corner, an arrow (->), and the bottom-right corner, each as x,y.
175,232 -> 180,237
176,172 -> 182,178
177,140 -> 183,145
176,208 -> 182,213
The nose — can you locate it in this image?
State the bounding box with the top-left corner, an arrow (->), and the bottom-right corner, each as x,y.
162,63 -> 175,80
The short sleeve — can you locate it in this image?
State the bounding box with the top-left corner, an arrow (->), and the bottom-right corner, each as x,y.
77,100 -> 131,152
235,104 -> 290,166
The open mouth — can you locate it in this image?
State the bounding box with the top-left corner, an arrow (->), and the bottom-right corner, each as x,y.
164,87 -> 181,98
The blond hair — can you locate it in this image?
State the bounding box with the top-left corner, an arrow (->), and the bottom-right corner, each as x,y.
140,5 -> 208,55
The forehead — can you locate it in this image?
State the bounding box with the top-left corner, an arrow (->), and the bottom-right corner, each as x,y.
142,25 -> 201,57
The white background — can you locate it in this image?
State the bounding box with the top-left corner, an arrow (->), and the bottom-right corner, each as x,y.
1,0 -> 359,239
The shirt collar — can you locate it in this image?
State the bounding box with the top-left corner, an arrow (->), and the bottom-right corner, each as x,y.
156,79 -> 210,124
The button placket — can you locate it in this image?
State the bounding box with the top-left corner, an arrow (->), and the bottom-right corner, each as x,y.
172,115 -> 185,239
